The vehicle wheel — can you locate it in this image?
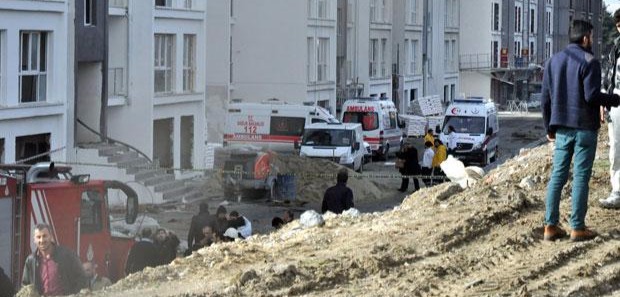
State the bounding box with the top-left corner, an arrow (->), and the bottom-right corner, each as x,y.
481,151 -> 488,166
490,147 -> 498,163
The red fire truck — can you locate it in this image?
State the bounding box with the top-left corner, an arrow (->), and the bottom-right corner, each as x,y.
0,162 -> 139,287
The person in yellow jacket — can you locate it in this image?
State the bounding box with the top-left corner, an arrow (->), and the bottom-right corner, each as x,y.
424,129 -> 435,145
432,139 -> 447,184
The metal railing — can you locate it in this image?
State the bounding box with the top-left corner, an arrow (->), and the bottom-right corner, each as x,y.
460,53 -> 544,71
76,118 -> 152,163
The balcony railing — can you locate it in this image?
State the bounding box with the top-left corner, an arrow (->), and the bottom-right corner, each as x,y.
460,53 -> 544,71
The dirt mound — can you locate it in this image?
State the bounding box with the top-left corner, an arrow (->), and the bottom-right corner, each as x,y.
270,153 -> 392,203
72,127 -> 620,297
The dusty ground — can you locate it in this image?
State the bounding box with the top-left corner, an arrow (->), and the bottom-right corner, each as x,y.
48,114 -> 620,296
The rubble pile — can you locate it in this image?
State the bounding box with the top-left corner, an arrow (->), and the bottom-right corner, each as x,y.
58,127 -> 620,297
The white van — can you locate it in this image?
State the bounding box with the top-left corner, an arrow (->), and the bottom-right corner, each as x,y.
298,122 -> 365,172
340,97 -> 402,159
224,99 -> 338,152
439,97 -> 499,166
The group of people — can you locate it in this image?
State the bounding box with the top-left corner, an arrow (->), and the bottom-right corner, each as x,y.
395,129 -> 448,192
125,227 -> 180,275
542,18 -> 620,242
186,203 -> 253,254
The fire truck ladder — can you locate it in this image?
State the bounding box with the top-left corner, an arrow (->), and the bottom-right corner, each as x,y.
11,176 -> 25,283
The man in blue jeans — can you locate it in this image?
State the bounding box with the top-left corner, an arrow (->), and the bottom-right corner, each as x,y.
542,20 -> 620,242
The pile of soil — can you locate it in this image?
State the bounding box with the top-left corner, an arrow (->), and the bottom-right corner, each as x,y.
71,126 -> 620,296
270,153 -> 393,203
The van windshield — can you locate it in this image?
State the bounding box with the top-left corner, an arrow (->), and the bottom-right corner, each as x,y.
342,112 -> 378,131
302,129 -> 353,146
442,116 -> 486,134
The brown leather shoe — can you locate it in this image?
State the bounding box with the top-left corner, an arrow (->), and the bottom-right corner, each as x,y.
544,225 -> 567,241
570,228 -> 598,242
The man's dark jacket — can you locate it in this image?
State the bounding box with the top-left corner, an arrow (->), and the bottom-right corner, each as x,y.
21,244 -> 87,295
125,239 -> 160,275
0,266 -> 15,297
396,146 -> 420,175
542,43 -> 619,133
187,211 -> 214,250
321,182 -> 354,214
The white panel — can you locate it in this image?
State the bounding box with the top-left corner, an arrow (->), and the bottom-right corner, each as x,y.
0,198 -> 13,278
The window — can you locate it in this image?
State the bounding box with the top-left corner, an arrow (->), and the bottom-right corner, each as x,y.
270,117 -> 306,136
491,41 -> 499,68
343,112 -> 379,131
370,39 -> 378,77
409,0 -> 417,24
404,39 -> 410,74
411,40 -> 418,74
19,32 -> 47,103
318,0 -> 328,19
389,112 -> 397,129
80,191 -> 103,233
307,37 -> 314,82
184,0 -> 192,9
370,0 -> 376,22
442,116 -> 486,134
515,41 -> 521,58
154,34 -> 174,94
546,10 -> 552,34
444,40 -> 449,71
381,38 -> 387,77
155,0 -> 171,7
530,41 -> 535,56
450,84 -> 455,101
85,0 -> 95,26
380,0 -> 388,22
515,5 -> 522,32
545,41 -> 551,60
530,8 -> 536,33
451,40 -> 457,71
317,38 -> 329,82
183,34 -> 195,92
492,2 -> 500,31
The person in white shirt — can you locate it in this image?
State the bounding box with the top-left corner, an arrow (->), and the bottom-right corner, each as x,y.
447,125 -> 457,154
421,141 -> 435,186
228,211 -> 252,239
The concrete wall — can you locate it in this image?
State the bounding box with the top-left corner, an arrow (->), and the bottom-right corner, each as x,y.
76,62 -> 102,143
205,0 -> 230,144
231,0 -> 308,103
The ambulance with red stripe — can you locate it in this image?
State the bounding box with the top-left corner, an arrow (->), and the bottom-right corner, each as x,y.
341,97 -> 402,159
223,99 -> 338,152
0,162 -> 139,287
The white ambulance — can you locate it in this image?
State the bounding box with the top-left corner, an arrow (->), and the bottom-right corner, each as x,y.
439,97 -> 499,166
223,99 -> 338,152
298,122 -> 365,172
340,97 -> 402,159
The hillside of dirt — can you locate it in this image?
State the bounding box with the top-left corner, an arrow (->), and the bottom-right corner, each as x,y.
58,126 -> 620,296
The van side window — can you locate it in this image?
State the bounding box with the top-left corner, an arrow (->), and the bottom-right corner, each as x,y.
270,116 -> 306,136
80,190 -> 103,233
311,118 -> 326,124
389,112 -> 397,129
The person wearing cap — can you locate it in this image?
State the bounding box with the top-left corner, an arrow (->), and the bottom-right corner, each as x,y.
187,202 -> 214,252
321,168 -> 354,214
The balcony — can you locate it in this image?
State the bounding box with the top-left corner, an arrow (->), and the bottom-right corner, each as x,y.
108,67 -> 126,97
460,53 -> 543,71
109,0 -> 126,8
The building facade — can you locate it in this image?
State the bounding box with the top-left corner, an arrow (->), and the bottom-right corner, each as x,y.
0,0 -> 74,164
460,0 -> 603,105
104,0 -> 207,173
205,0 -> 338,144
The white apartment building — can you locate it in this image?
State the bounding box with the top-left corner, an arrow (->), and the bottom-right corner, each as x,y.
0,0 -> 73,164
460,0 -> 602,105
103,0 -> 207,173
391,0 -> 459,112
205,0 -> 337,144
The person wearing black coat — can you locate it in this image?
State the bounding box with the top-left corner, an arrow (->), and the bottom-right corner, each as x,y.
187,202 -> 215,252
321,169 -> 354,214
125,229 -> 160,275
0,266 -> 15,297
396,143 -> 420,192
